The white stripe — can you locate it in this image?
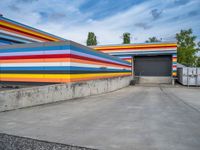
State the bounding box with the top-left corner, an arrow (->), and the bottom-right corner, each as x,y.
0,30 -> 42,42
101,48 -> 177,53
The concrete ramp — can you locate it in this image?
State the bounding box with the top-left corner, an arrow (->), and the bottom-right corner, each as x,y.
136,76 -> 172,84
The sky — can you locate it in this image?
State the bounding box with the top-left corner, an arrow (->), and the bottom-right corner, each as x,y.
0,0 -> 200,45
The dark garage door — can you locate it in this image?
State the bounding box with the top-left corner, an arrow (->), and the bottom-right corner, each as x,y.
134,55 -> 172,76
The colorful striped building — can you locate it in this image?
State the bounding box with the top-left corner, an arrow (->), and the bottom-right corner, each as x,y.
0,16 -> 177,84
93,42 -> 177,77
0,16 -> 65,45
0,41 -> 131,83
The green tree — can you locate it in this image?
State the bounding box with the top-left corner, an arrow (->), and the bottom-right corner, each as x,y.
176,29 -> 198,67
145,37 -> 161,43
123,32 -> 131,44
86,32 -> 97,46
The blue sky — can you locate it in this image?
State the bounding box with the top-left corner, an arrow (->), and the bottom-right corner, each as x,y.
0,0 -> 200,45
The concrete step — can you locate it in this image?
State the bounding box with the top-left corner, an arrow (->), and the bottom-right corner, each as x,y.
136,76 -> 172,84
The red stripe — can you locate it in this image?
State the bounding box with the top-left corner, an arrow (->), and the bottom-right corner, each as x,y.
0,54 -> 131,68
96,46 -> 177,51
123,58 -> 131,60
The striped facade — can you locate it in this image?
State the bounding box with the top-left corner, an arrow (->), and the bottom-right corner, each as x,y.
92,42 -> 177,77
0,41 -> 131,83
0,16 -> 65,45
172,54 -> 177,76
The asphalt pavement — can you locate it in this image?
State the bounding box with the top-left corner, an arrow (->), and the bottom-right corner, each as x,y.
0,85 -> 200,150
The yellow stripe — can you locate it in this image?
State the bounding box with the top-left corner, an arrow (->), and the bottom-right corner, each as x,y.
0,73 -> 131,79
94,43 -> 177,50
0,21 -> 59,41
172,72 -> 177,76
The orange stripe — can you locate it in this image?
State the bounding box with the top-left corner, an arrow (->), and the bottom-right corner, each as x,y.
0,58 -> 71,63
122,58 -> 132,60
0,74 -> 131,83
94,44 -> 177,50
0,78 -> 69,83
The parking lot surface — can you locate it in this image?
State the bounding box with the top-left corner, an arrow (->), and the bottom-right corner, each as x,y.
0,85 -> 200,150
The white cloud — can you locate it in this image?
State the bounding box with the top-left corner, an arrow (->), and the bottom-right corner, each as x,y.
0,0 -> 199,45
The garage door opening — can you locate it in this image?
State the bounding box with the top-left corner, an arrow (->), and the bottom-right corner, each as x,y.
134,55 -> 172,77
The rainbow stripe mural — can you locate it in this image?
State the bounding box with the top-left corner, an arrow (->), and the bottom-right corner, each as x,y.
0,41 -> 131,83
172,54 -> 177,77
93,43 -> 177,56
118,56 -> 132,63
93,42 -> 177,76
0,16 -> 65,45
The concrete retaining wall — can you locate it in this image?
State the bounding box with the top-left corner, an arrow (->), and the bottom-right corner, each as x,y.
0,76 -> 131,112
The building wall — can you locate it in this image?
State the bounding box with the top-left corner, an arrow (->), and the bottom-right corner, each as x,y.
0,16 -> 65,45
0,41 -> 131,83
92,42 -> 177,77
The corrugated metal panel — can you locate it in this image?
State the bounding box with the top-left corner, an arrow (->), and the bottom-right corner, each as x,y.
134,55 -> 172,76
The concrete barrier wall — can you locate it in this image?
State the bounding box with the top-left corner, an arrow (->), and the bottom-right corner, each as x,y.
0,76 -> 131,112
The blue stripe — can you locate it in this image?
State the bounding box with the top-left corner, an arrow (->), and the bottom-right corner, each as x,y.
0,45 -> 70,53
0,34 -> 32,43
0,39 -> 14,44
0,66 -> 130,71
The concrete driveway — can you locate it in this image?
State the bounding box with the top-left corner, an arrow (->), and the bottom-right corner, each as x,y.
0,85 -> 200,150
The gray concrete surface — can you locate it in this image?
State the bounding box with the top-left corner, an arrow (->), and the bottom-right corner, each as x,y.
137,76 -> 172,84
0,85 -> 200,150
0,133 -> 97,150
0,76 -> 131,111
